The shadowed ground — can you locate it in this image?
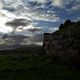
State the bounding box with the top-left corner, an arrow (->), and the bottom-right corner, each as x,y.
0,46 -> 80,80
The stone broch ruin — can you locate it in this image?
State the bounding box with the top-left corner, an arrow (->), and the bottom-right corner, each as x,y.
43,20 -> 80,67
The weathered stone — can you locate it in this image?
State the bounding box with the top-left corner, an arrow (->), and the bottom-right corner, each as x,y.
43,20 -> 80,68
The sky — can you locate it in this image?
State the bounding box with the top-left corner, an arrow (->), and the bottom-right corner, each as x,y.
0,0 -> 80,45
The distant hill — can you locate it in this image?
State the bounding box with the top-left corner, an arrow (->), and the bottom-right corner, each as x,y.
43,20 -> 80,68
0,44 -> 43,55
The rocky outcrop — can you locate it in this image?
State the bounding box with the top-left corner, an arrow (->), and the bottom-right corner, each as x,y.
43,20 -> 80,67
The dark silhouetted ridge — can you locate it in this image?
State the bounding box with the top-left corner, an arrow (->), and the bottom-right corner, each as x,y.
43,20 -> 80,68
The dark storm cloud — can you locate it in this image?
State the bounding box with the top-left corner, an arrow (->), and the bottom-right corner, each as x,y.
1,34 -> 30,44
5,19 -> 31,27
5,18 -> 32,33
3,7 -> 15,12
27,27 -> 42,33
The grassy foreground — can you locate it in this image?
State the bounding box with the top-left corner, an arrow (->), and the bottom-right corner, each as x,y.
0,49 -> 80,80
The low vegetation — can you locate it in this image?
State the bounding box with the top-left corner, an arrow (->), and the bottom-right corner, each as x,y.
0,47 -> 80,80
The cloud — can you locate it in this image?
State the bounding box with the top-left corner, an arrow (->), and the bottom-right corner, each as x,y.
6,18 -> 31,27
5,18 -> 32,33
28,0 -> 46,3
52,0 -> 64,7
0,9 -> 16,18
1,34 -> 29,45
48,27 -> 59,33
52,0 -> 80,10
0,0 -> 60,22
24,9 -> 60,22
23,24 -> 43,34
27,27 -> 42,33
0,0 -> 4,9
66,3 -> 80,13
32,13 -> 60,22
51,0 -> 70,8
0,0 -> 80,44
14,24 -> 43,37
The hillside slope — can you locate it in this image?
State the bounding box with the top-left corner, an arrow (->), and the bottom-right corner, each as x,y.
43,20 -> 80,67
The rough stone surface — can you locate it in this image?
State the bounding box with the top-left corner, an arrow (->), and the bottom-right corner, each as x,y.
43,20 -> 80,67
